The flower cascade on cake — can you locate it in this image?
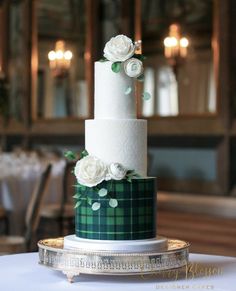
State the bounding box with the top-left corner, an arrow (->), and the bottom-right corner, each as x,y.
100,34 -> 150,100
65,150 -> 140,211
102,35 -> 144,79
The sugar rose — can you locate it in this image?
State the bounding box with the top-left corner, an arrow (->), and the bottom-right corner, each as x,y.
108,163 -> 127,180
124,58 -> 143,78
104,35 -> 135,62
74,155 -> 107,187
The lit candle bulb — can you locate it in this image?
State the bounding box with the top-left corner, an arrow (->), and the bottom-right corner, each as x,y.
180,37 -> 189,58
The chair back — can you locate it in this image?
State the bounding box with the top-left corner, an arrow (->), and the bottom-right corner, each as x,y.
24,164 -> 52,248
61,160 -> 76,212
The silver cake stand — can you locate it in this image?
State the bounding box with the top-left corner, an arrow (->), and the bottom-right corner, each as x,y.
38,237 -> 190,283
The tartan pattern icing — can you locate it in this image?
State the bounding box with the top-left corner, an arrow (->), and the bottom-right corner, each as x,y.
75,178 -> 156,240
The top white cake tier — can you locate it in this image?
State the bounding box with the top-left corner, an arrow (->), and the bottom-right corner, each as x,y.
94,61 -> 136,119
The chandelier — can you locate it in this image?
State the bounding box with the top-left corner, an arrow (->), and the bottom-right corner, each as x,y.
48,40 -> 73,78
163,24 -> 189,73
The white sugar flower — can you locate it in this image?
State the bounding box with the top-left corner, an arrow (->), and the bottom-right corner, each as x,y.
74,155 -> 107,187
104,35 -> 135,62
124,58 -> 143,78
107,163 -> 127,180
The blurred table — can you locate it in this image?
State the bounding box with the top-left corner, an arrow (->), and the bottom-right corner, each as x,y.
0,252 -> 235,290
0,152 -> 65,235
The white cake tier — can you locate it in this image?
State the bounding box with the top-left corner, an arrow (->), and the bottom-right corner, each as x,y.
85,119 -> 147,176
94,61 -> 136,119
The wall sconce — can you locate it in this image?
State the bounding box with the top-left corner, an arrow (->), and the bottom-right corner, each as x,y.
48,40 -> 73,78
163,24 -> 189,74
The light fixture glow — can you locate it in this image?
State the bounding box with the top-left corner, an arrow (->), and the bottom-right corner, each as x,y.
48,51 -> 56,61
64,50 -> 73,60
163,24 -> 189,62
48,40 -> 73,78
163,37 -> 172,47
180,37 -> 189,48
56,50 -> 64,59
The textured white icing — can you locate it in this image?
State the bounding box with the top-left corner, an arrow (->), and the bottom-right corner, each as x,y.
94,61 -> 136,119
85,119 -> 147,176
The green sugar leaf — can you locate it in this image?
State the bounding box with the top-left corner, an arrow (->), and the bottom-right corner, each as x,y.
125,86 -> 132,95
126,170 -> 140,179
134,54 -> 146,61
137,74 -> 144,82
64,150 -> 76,160
76,184 -> 87,191
99,57 -> 108,62
133,173 -> 141,178
73,193 -> 82,199
98,188 -> 108,197
81,149 -> 88,159
87,197 -> 92,205
92,202 -> 101,211
127,177 -> 132,183
109,198 -> 118,208
139,54 -> 146,61
111,62 -> 121,73
142,92 -> 151,101
126,170 -> 135,176
74,200 -> 82,208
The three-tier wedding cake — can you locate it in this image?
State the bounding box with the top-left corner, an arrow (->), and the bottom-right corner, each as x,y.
64,35 -> 167,251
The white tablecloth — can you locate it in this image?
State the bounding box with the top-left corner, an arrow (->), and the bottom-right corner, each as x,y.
0,155 -> 65,235
0,253 -> 235,290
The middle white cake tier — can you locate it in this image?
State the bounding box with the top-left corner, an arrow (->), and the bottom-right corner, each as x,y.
85,119 -> 147,177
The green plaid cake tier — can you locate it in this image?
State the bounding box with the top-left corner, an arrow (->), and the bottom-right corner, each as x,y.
75,178 -> 157,240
